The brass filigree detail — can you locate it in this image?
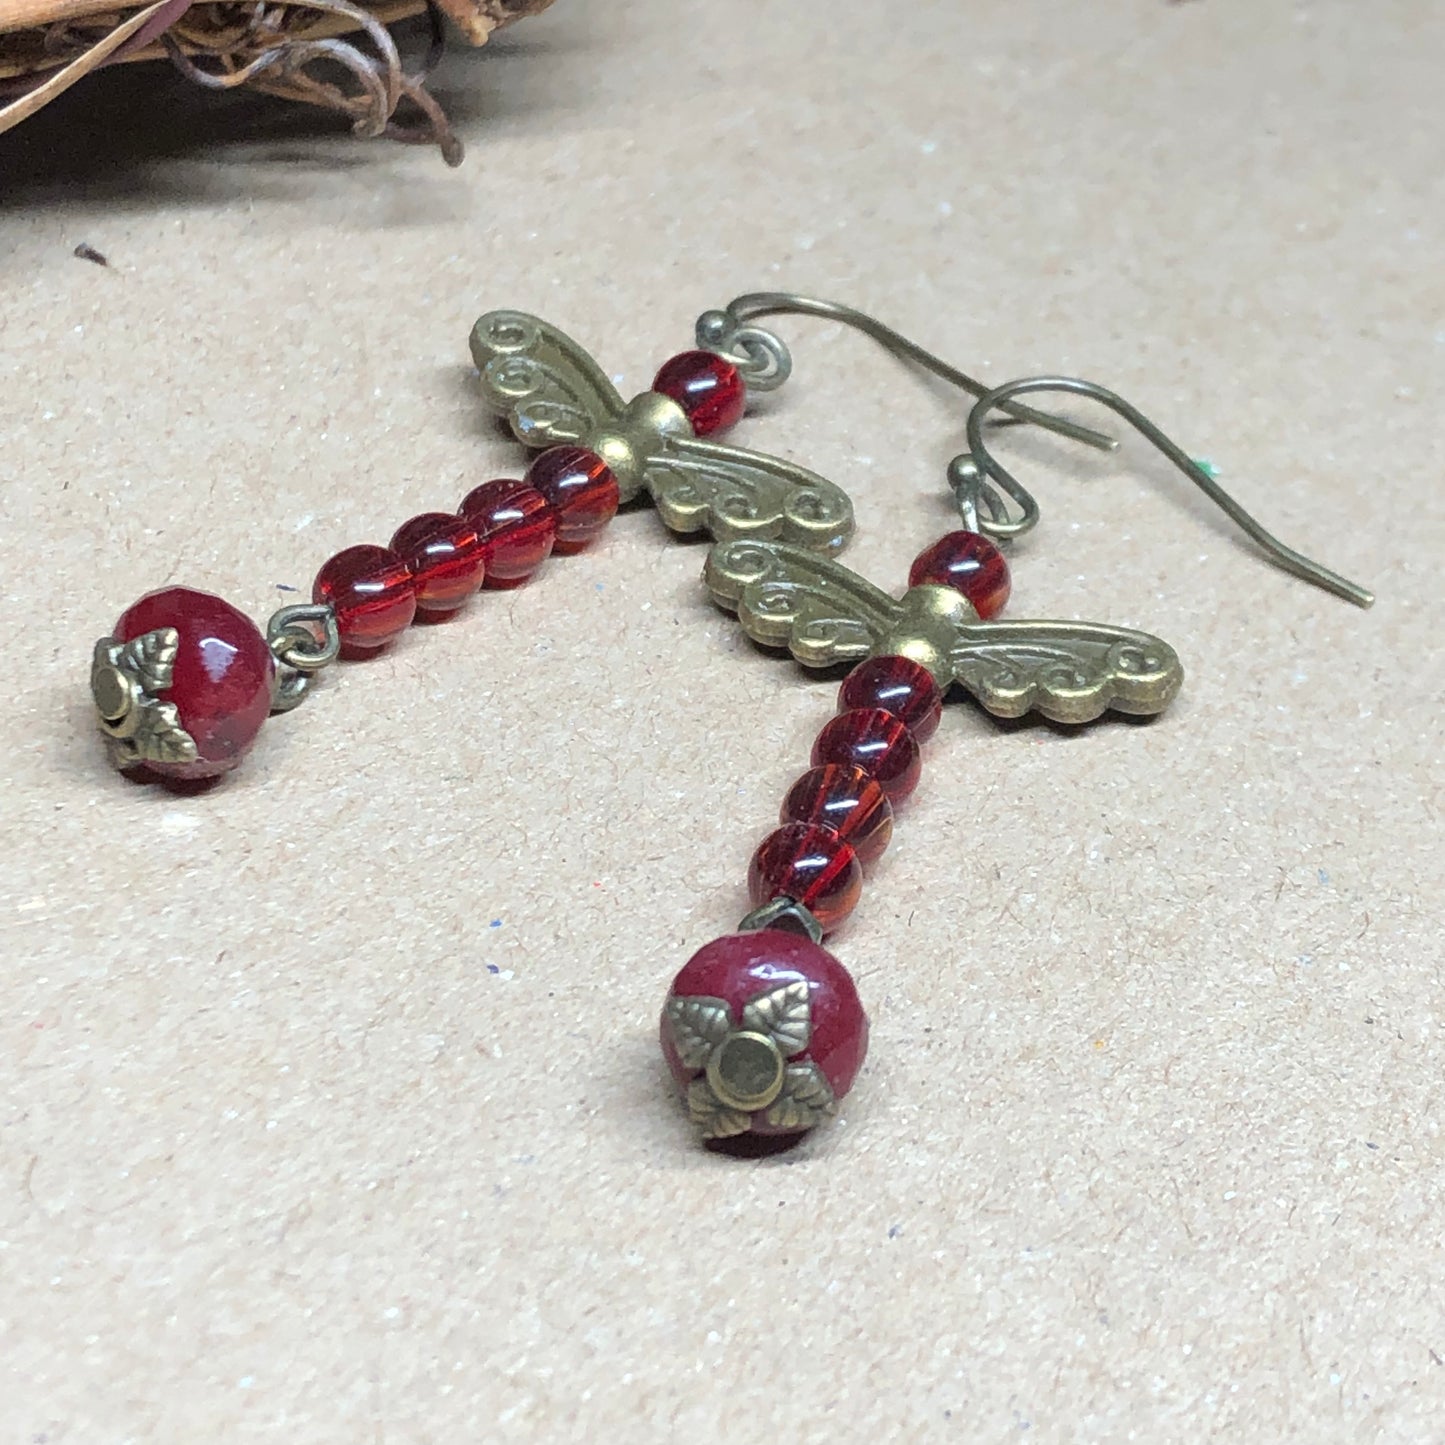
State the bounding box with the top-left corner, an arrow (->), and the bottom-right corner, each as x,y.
705,538 -> 1184,724
469,310 -> 855,552
664,981 -> 838,1140
741,979 -> 811,1056
686,1078 -> 751,1141
765,1063 -> 838,1133
664,996 -> 734,1073
90,631 -> 199,769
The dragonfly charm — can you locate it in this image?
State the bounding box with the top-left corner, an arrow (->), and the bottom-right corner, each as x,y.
469,310 -> 855,552
704,538 -> 1184,724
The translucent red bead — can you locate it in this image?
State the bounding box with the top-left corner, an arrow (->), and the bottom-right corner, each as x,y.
388,512 -> 485,614
524,446 -> 619,555
652,350 -> 747,437
661,929 -> 869,1137
460,479 -> 557,588
813,706 -> 922,804
748,822 -> 862,933
838,654 -> 943,742
780,764 -> 894,867
909,530 -> 1011,619
112,587 -> 275,781
313,543 -> 417,653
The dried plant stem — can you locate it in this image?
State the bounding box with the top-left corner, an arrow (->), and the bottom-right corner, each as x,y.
0,0 -> 495,161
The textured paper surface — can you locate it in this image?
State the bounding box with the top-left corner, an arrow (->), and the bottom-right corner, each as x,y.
1,2 -> 1442,1440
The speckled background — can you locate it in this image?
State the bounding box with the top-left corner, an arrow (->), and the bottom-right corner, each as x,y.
1,2 -> 1443,1440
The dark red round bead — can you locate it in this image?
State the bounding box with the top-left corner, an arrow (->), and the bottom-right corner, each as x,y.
812,707 -> 921,805
838,654 -> 943,742
661,929 -> 869,1135
748,823 -> 862,934
908,530 -> 1011,619
388,512 -> 485,614
459,479 -> 557,589
524,446 -> 619,555
780,764 -> 894,868
652,350 -> 747,437
313,544 -> 416,653
112,587 -> 275,781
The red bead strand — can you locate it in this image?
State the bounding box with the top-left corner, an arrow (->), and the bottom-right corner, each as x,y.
747,653 -> 942,939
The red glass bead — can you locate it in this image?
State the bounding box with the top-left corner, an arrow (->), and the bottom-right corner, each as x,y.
838,654 -> 943,742
110,587 -> 275,781
661,929 -> 869,1137
459,479 -> 556,589
748,823 -> 862,934
812,707 -> 922,805
313,544 -> 416,654
388,512 -> 485,615
524,446 -> 619,555
651,350 -> 747,437
780,765 -> 894,867
908,530 -> 1011,619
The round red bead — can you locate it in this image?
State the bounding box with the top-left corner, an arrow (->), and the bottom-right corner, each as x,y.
748,823 -> 862,934
313,544 -> 416,653
460,479 -> 556,588
652,350 -> 747,437
780,764 -> 894,867
661,929 -> 869,1136
524,446 -> 619,555
388,512 -> 485,614
812,707 -> 921,804
908,530 -> 1011,619
838,654 -> 943,742
112,587 -> 275,781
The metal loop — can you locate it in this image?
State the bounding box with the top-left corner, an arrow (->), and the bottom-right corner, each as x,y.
959,376 -> 1375,609
737,897 -> 824,945
267,602 -> 340,713
694,292 -> 1116,448
695,309 -> 793,390
946,453 -> 1017,535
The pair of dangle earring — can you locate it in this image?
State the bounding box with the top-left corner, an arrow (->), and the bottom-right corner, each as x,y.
87,294 -> 1103,783
656,300 -> 1373,1145
83,291 -> 1372,1155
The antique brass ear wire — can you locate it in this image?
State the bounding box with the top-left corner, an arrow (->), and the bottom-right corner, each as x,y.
695,292 -> 1119,452
951,376 -> 1375,609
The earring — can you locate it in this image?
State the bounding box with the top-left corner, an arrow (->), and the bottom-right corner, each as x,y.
88,296 -> 1096,785
659,379 -> 1372,1148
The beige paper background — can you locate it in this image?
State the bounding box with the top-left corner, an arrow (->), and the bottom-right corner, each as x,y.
2,2 -> 1443,1440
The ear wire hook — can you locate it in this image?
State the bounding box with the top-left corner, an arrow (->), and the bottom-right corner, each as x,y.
954,375 -> 1375,609
695,292 -> 1119,453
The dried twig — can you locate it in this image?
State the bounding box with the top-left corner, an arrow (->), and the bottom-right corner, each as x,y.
0,0 -> 555,160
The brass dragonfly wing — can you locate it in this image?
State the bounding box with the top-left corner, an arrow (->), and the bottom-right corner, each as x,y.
704,539 -> 1184,725
469,310 -> 855,552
